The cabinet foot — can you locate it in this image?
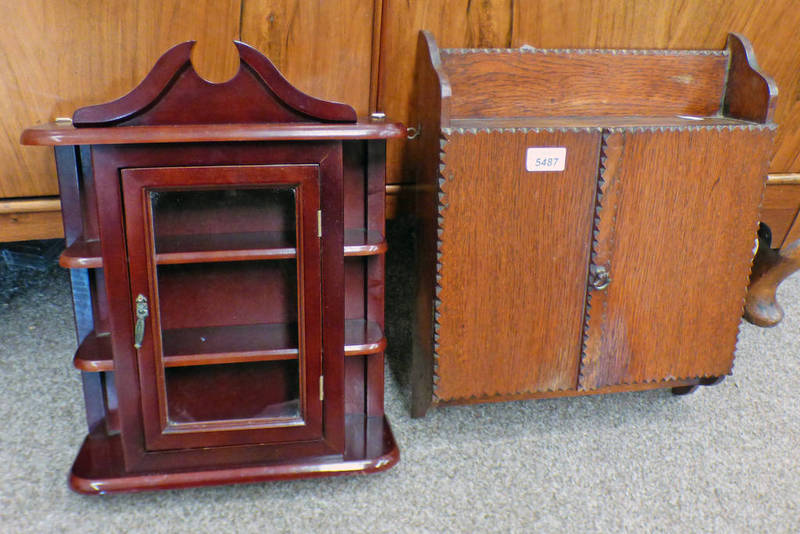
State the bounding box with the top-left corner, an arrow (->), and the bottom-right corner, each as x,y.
671,376 -> 725,396
744,228 -> 800,327
671,385 -> 699,396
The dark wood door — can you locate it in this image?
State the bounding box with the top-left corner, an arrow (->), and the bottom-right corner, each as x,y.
122,164 -> 326,451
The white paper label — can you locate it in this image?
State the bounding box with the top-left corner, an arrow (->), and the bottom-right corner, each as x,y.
526,147 -> 566,172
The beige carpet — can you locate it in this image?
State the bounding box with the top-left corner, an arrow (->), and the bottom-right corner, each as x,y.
1,230 -> 798,533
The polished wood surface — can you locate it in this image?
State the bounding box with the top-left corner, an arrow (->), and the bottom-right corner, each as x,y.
69,415 -> 398,494
2,0 -> 241,199
745,235 -> 800,327
761,183 -> 800,248
22,121 -> 404,146
240,0 -> 376,117
0,205 -> 64,242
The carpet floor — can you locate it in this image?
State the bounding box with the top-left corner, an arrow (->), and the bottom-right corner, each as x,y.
1,225 -> 798,533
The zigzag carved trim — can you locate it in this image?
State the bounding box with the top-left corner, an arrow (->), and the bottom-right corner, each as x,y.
578,131 -> 610,390
442,126 -> 602,135
431,370 -> 733,406
431,133 -> 450,402
605,123 -> 776,133
441,47 -> 727,57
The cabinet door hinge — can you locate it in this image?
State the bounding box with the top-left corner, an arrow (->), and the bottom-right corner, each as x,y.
319,375 -> 324,401
317,210 -> 322,238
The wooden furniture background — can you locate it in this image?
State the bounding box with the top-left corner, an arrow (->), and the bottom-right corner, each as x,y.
5,0 -> 800,247
22,42 -> 401,493
410,31 -> 775,416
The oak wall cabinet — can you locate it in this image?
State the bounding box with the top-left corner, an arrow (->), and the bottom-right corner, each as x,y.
22,42 -> 402,493
410,31 -> 776,416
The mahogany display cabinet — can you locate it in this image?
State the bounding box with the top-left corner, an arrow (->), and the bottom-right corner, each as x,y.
409,31 -> 777,417
21,41 -> 403,493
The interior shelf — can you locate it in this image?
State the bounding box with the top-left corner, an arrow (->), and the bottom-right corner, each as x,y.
155,231 -> 296,264
73,319 -> 386,372
60,229 -> 386,270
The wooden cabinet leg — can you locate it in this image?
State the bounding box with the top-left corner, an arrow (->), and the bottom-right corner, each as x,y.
745,232 -> 800,327
671,376 -> 725,396
671,385 -> 699,395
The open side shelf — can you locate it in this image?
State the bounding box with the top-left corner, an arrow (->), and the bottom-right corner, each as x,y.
60,239 -> 102,269
74,319 -> 387,372
60,228 -> 387,269
343,229 -> 388,256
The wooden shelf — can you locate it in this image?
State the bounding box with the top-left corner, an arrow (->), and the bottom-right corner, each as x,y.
74,332 -> 112,372
163,323 -> 299,366
60,229 -> 386,270
344,319 -> 387,355
73,319 -> 386,372
344,229 -> 387,256
155,231 -> 297,264
60,238 -> 102,269
22,121 -> 406,146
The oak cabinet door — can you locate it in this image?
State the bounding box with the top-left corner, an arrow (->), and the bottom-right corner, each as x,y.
432,129 -> 601,400
580,128 -> 772,389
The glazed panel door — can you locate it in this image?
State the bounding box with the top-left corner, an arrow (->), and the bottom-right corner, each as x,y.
122,164 -> 325,451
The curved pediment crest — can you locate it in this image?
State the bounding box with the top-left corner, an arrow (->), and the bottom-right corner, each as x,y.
73,41 -> 357,127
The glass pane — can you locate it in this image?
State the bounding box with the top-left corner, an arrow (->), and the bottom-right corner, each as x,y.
165,361 -> 299,423
150,186 -> 302,425
150,187 -> 296,255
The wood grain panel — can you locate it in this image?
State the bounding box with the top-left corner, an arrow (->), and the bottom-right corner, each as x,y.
762,183 -> 800,248
1,0 -> 241,199
511,0 -> 800,173
580,127 -> 773,389
440,50 -> 727,119
0,210 -> 63,242
785,212 -> 800,247
378,0 -> 512,184
433,128 -> 601,401
240,0 -> 376,117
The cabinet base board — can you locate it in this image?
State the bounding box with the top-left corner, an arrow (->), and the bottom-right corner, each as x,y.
69,415 -> 398,494
429,377 -> 719,410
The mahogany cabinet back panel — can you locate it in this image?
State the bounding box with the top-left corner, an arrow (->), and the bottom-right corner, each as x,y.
580,127 -> 774,390
434,129 -> 601,401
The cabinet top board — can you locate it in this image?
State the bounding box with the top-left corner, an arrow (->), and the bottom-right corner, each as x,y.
21,40 -> 405,145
